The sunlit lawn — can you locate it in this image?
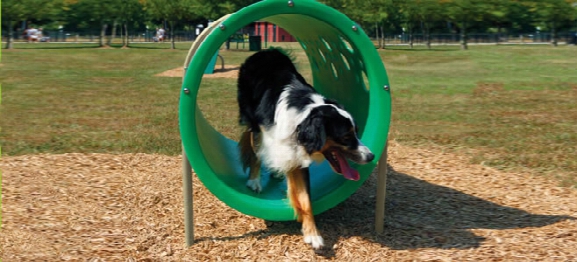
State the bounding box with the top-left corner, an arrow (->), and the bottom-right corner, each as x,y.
1,43 -> 576,186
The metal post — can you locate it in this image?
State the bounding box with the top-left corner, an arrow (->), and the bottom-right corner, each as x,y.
375,143 -> 388,234
179,14 -> 231,247
182,146 -> 194,246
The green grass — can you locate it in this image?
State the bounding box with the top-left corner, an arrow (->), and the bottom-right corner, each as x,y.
1,44 -> 576,186
1,45 -> 190,155
383,45 -> 577,186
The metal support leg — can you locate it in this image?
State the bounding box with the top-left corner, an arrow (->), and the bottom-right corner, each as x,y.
182,146 -> 194,246
217,54 -> 225,70
375,143 -> 389,234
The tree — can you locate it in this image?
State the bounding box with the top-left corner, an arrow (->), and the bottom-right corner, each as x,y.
193,0 -> 259,19
1,0 -> 61,49
331,0 -> 394,49
358,0 -> 393,49
320,0 -> 390,48
481,0 -> 516,43
117,0 -> 145,47
395,0 -> 420,48
415,0 -> 444,49
141,0 -> 198,49
573,1 -> 577,40
526,0 -> 577,46
441,0 -> 485,50
67,0 -> 119,47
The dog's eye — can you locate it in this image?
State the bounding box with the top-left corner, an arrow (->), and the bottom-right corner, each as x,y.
342,135 -> 353,143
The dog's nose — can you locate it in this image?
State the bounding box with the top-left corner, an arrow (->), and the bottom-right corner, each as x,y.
366,153 -> 375,162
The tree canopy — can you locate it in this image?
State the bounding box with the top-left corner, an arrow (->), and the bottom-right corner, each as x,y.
3,0 -> 577,49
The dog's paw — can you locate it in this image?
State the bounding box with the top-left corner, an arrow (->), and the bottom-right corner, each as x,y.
304,235 -> 324,249
246,178 -> 262,193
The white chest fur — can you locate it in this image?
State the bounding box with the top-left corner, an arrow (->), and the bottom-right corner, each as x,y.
258,104 -> 312,174
256,87 -> 323,173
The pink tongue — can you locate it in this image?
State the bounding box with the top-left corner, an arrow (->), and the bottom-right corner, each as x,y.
334,150 -> 360,181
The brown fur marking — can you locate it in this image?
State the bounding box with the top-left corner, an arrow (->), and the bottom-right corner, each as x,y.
287,168 -> 320,237
239,130 -> 258,174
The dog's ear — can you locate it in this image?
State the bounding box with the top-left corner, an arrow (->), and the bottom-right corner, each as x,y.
297,108 -> 327,154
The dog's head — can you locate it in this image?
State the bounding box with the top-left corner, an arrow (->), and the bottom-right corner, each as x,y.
296,105 -> 374,181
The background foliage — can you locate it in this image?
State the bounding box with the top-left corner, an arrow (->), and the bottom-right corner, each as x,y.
2,0 -> 577,48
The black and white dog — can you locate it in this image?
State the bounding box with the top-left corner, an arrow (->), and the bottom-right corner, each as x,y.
237,48 -> 374,249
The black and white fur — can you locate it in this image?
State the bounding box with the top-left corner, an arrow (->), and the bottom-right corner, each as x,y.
237,49 -> 374,249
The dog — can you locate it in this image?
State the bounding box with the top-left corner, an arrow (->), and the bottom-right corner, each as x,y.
237,48 -> 374,249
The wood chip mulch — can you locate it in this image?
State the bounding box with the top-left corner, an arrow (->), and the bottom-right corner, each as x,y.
1,142 -> 576,261
155,65 -> 239,79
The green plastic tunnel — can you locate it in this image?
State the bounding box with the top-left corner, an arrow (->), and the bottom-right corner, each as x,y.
179,0 -> 391,221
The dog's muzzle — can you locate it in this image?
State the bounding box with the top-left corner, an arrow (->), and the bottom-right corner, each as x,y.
356,142 -> 374,163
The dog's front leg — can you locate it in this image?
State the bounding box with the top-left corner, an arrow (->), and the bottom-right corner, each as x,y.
287,168 -> 324,249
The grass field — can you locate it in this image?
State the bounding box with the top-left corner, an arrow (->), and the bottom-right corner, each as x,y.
1,43 -> 576,186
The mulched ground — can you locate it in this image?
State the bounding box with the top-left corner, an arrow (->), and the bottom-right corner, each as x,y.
1,141 -> 576,261
155,65 -> 239,79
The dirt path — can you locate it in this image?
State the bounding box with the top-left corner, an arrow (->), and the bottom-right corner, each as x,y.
1,142 -> 576,261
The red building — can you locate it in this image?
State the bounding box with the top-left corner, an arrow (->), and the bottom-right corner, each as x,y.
254,22 -> 296,42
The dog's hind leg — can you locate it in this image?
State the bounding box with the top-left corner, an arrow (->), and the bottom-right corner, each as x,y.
287,168 -> 324,249
246,158 -> 262,192
239,129 -> 262,192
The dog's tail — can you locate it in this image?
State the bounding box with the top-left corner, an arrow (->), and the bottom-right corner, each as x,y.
238,128 -> 258,172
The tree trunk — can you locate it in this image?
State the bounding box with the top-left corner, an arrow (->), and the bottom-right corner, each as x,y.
551,21 -> 558,47
100,23 -> 108,47
497,24 -> 502,45
170,21 -> 176,49
123,23 -> 129,48
425,22 -> 431,49
5,20 -> 14,49
120,23 -> 124,46
408,25 -> 414,49
460,20 -> 468,50
108,21 -> 118,46
380,21 -> 385,49
375,22 -> 379,48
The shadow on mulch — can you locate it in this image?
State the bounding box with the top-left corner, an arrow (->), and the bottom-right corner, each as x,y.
193,166 -> 574,259
212,66 -> 240,73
